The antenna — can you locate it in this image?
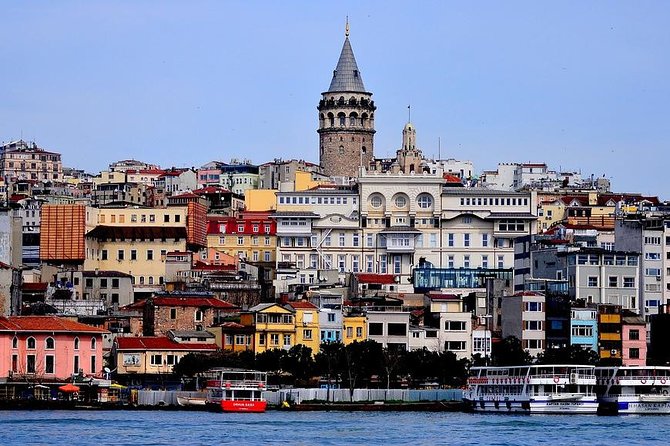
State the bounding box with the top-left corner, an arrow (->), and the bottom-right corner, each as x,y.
407,104 -> 411,123
438,137 -> 441,160
345,16 -> 349,37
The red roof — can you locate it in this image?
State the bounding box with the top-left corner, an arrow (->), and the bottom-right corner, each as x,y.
286,301 -> 318,310
355,274 -> 396,285
0,316 -> 107,333
426,293 -> 460,301
194,186 -> 232,194
21,282 -> 48,291
443,174 -> 462,183
128,297 -> 238,310
115,337 -> 218,351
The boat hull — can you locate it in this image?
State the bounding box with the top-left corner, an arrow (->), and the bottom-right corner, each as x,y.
221,400 -> 267,413
468,398 -> 598,414
600,397 -> 670,415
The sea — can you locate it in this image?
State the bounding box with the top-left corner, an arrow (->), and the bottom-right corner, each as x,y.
1,410 -> 668,446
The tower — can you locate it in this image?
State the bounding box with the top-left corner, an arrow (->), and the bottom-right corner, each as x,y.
318,22 -> 376,178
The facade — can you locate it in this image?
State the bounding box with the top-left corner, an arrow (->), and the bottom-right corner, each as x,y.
425,294 -> 472,359
598,304 -> 622,363
205,211 -> 276,264
318,26 -> 375,178
366,311 -> 409,350
0,316 -> 107,380
286,301 -> 320,354
621,314 -> 646,366
114,336 -> 217,383
0,140 -> 63,183
342,311 -> 366,345
501,292 -> 546,357
50,270 -> 134,315
570,306 -> 598,351
258,159 -> 323,190
240,303 -> 295,354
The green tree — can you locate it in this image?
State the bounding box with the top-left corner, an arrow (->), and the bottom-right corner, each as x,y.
537,345 -> 599,365
491,336 -> 532,366
281,344 -> 315,384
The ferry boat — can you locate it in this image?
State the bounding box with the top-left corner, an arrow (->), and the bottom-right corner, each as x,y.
464,365 -> 598,414
205,368 -> 268,413
596,366 -> 670,414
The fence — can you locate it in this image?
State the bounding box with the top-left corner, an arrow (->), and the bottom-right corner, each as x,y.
135,389 -> 462,406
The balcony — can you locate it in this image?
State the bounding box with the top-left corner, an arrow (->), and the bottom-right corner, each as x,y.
599,314 -> 621,324
600,332 -> 621,341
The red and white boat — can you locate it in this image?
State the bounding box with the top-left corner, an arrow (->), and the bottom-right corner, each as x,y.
205,368 -> 268,413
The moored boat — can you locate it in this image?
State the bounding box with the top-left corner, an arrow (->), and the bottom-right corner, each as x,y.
596,366 -> 670,414
464,364 -> 598,414
205,368 -> 268,413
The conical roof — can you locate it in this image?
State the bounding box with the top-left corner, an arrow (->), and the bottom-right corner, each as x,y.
327,37 -> 366,93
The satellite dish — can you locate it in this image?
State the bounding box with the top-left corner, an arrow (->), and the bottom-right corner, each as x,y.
104,367 -> 111,373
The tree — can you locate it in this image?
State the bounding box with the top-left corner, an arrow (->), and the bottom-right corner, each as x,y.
491,336 -> 532,366
342,340 -> 383,400
536,344 -> 599,365
281,345 -> 314,384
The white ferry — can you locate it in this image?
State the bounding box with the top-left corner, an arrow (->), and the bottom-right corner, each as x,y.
596,366 -> 670,414
464,365 -> 598,414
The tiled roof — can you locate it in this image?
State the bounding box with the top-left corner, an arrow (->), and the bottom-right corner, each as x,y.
115,337 -> 218,351
22,282 -> 48,291
86,226 -> 187,239
149,296 -> 238,309
0,316 -> 108,333
194,186 -> 232,194
355,273 -> 396,285
485,212 -> 537,220
379,226 -> 420,233
328,37 -> 366,93
285,301 -> 318,310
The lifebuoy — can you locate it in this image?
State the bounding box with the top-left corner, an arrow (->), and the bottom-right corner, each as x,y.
553,376 -> 560,384
663,390 -> 669,396
661,378 -> 667,385
616,377 -> 620,385
641,378 -> 647,384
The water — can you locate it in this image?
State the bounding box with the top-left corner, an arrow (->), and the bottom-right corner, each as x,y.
0,410 -> 668,445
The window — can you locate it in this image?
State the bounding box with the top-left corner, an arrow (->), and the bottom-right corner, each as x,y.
394,195 -> 407,208
571,325 -> 593,337
524,302 -> 543,312
417,194 -> 433,209
608,276 -> 618,287
27,337 -> 36,349
112,278 -> 119,288
150,354 -> 163,366
91,338 -> 96,350
588,276 -> 599,287
100,278 -> 108,288
629,348 -> 640,359
498,220 -> 525,232
370,194 -> 383,208
195,310 -> 204,322
130,250 -> 137,261
166,355 -> 176,366
237,236 -> 244,245
482,255 -> 488,269
170,308 -> 177,320
101,250 -> 108,260
445,321 -> 466,331
147,250 -> 154,261
303,329 -> 313,340
270,334 -> 280,346
73,355 -> 79,374
327,313 -> 336,322
463,255 -> 470,268
524,320 -> 543,330
91,356 -> 97,374
27,355 -> 36,373
45,337 -> 55,350
388,323 -> 407,336
629,329 -> 640,341
446,341 -> 466,351
482,233 -> 489,247
283,334 -> 291,347
369,323 -> 383,336
447,233 -> 454,247
622,277 -> 635,288
339,233 -> 345,247
11,354 -> 17,372
117,250 -> 124,261
394,255 -> 401,274
74,337 -> 80,350
464,233 -> 470,247
12,336 -> 18,349
356,327 -> 363,337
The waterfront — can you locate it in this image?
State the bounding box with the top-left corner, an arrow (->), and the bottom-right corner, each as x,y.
1,411 -> 670,446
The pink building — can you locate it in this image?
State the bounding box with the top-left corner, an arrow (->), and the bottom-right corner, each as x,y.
0,316 -> 108,381
622,315 -> 647,366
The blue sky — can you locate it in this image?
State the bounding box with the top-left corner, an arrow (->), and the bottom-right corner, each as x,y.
1,1 -> 668,196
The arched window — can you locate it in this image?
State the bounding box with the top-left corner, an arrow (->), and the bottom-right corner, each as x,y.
417,193 -> 434,209
327,113 -> 334,127
12,336 -> 18,349
45,337 -> 55,350
369,193 -> 384,209
362,146 -> 367,154
90,337 -> 96,350
338,113 -> 346,126
74,337 -> 80,350
349,112 -> 358,126
148,276 -> 154,285
27,337 -> 36,349
194,310 -> 204,322
139,276 -> 145,285
338,146 -> 345,155
393,193 -> 409,209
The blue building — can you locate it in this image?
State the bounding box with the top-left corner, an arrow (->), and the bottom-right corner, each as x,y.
570,307 -> 598,351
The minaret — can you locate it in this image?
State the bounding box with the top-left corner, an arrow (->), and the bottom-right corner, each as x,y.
397,121 -> 423,173
318,20 -> 376,178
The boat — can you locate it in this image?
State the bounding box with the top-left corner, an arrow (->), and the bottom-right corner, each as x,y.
595,366 -> 670,414
177,396 -> 208,407
463,364 -> 598,414
205,368 -> 268,413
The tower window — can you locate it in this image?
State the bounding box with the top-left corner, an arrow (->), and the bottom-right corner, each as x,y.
339,146 -> 345,155
362,146 -> 367,154
339,115 -> 346,126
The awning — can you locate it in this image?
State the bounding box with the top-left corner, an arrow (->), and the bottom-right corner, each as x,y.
59,383 -> 80,393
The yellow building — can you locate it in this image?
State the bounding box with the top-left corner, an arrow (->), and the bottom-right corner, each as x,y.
286,301 -> 320,354
245,189 -> 278,211
205,211 -> 276,263
84,206 -> 191,291
241,303 -> 295,354
343,313 -> 367,345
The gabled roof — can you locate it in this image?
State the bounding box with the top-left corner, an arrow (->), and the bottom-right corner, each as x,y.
327,36 -> 366,93
125,296 -> 238,311
115,336 -> 218,351
248,302 -> 294,313
0,316 -> 107,333
285,301 -> 318,310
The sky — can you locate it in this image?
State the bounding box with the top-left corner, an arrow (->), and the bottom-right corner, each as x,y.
1,1 -> 669,196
